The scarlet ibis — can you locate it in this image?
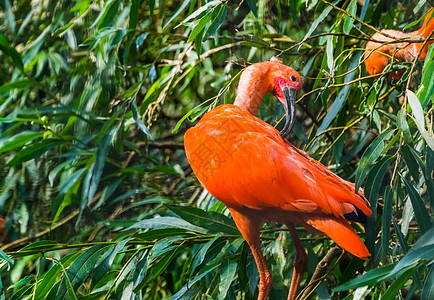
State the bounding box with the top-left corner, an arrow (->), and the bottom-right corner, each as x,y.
184,61 -> 372,300
365,8 -> 434,80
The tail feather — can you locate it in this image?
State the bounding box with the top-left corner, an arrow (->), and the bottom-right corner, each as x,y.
304,215 -> 370,260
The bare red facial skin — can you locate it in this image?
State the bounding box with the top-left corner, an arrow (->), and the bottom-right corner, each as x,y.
272,75 -> 302,105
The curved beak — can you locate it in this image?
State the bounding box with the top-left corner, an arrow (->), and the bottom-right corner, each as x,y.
279,87 -> 297,139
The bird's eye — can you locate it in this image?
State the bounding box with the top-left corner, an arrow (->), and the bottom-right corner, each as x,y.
291,76 -> 297,82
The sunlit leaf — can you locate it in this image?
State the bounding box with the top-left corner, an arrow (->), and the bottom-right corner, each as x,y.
188,11 -> 213,43
126,216 -> 209,234
407,90 -> 434,150
343,0 -> 357,34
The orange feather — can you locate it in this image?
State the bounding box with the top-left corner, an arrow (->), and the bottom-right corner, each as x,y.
184,61 -> 371,300
364,8 -> 434,79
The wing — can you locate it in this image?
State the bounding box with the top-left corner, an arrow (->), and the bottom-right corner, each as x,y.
184,105 -> 371,220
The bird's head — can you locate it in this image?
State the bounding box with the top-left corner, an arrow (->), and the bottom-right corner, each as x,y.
234,60 -> 303,137
269,62 -> 303,138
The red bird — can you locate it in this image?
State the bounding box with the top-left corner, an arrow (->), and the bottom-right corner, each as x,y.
184,61 -> 372,300
365,8 -> 434,80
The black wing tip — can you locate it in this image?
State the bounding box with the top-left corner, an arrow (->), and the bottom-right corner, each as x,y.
344,206 -> 368,223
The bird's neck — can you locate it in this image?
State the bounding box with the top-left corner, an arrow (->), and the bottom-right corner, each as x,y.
233,64 -> 273,116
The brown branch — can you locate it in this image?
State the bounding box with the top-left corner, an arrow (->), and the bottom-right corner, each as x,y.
1,210 -> 79,251
319,0 -> 397,39
299,246 -> 344,300
149,142 -> 185,150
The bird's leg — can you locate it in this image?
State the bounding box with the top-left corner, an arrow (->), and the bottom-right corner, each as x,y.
285,222 -> 307,300
228,208 -> 272,300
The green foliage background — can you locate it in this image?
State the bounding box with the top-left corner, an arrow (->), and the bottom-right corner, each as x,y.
0,0 -> 433,299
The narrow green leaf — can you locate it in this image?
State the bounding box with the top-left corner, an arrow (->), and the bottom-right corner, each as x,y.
173,97 -> 214,132
163,0 -> 191,30
128,251 -> 150,293
51,168 -> 85,214
147,250 -> 180,284
389,227 -> 434,277
392,217 -> 409,253
0,79 -> 35,94
19,240 -> 59,252
398,108 -> 412,144
0,249 -> 13,267
301,5 -> 333,44
114,253 -> 139,290
89,0 -> 120,29
402,145 -> 420,180
167,205 -> 239,235
402,178 -> 432,234
334,263 -> 396,291
107,187 -> 150,206
0,34 -> 24,71
148,237 -> 182,263
422,266 -> 434,299
204,5 -> 226,40
326,36 -> 334,72
56,244 -> 111,300
170,265 -> 218,300
343,0 -> 357,34
131,99 -> 154,141
79,164 -> 94,225
218,260 -> 237,300
316,51 -> 363,135
14,1 -> 40,44
122,80 -> 144,99
191,236 -> 220,275
188,11 -> 213,43
407,90 -> 434,150
246,0 -> 258,18
381,186 -> 393,263
194,26 -> 205,58
180,0 -> 220,25
149,0 -> 155,16
4,0 -> 15,36
355,129 -> 394,191
127,216 -> 209,234
365,156 -> 393,206
0,131 -> 43,153
134,228 -> 190,241
129,0 -> 139,29
9,284 -> 33,300
88,128 -> 113,205
92,238 -> 132,285
381,265 -> 420,300
240,35 -> 269,48
6,138 -> 63,166
426,146 -> 434,208
418,45 -> 434,107
35,252 -> 81,298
